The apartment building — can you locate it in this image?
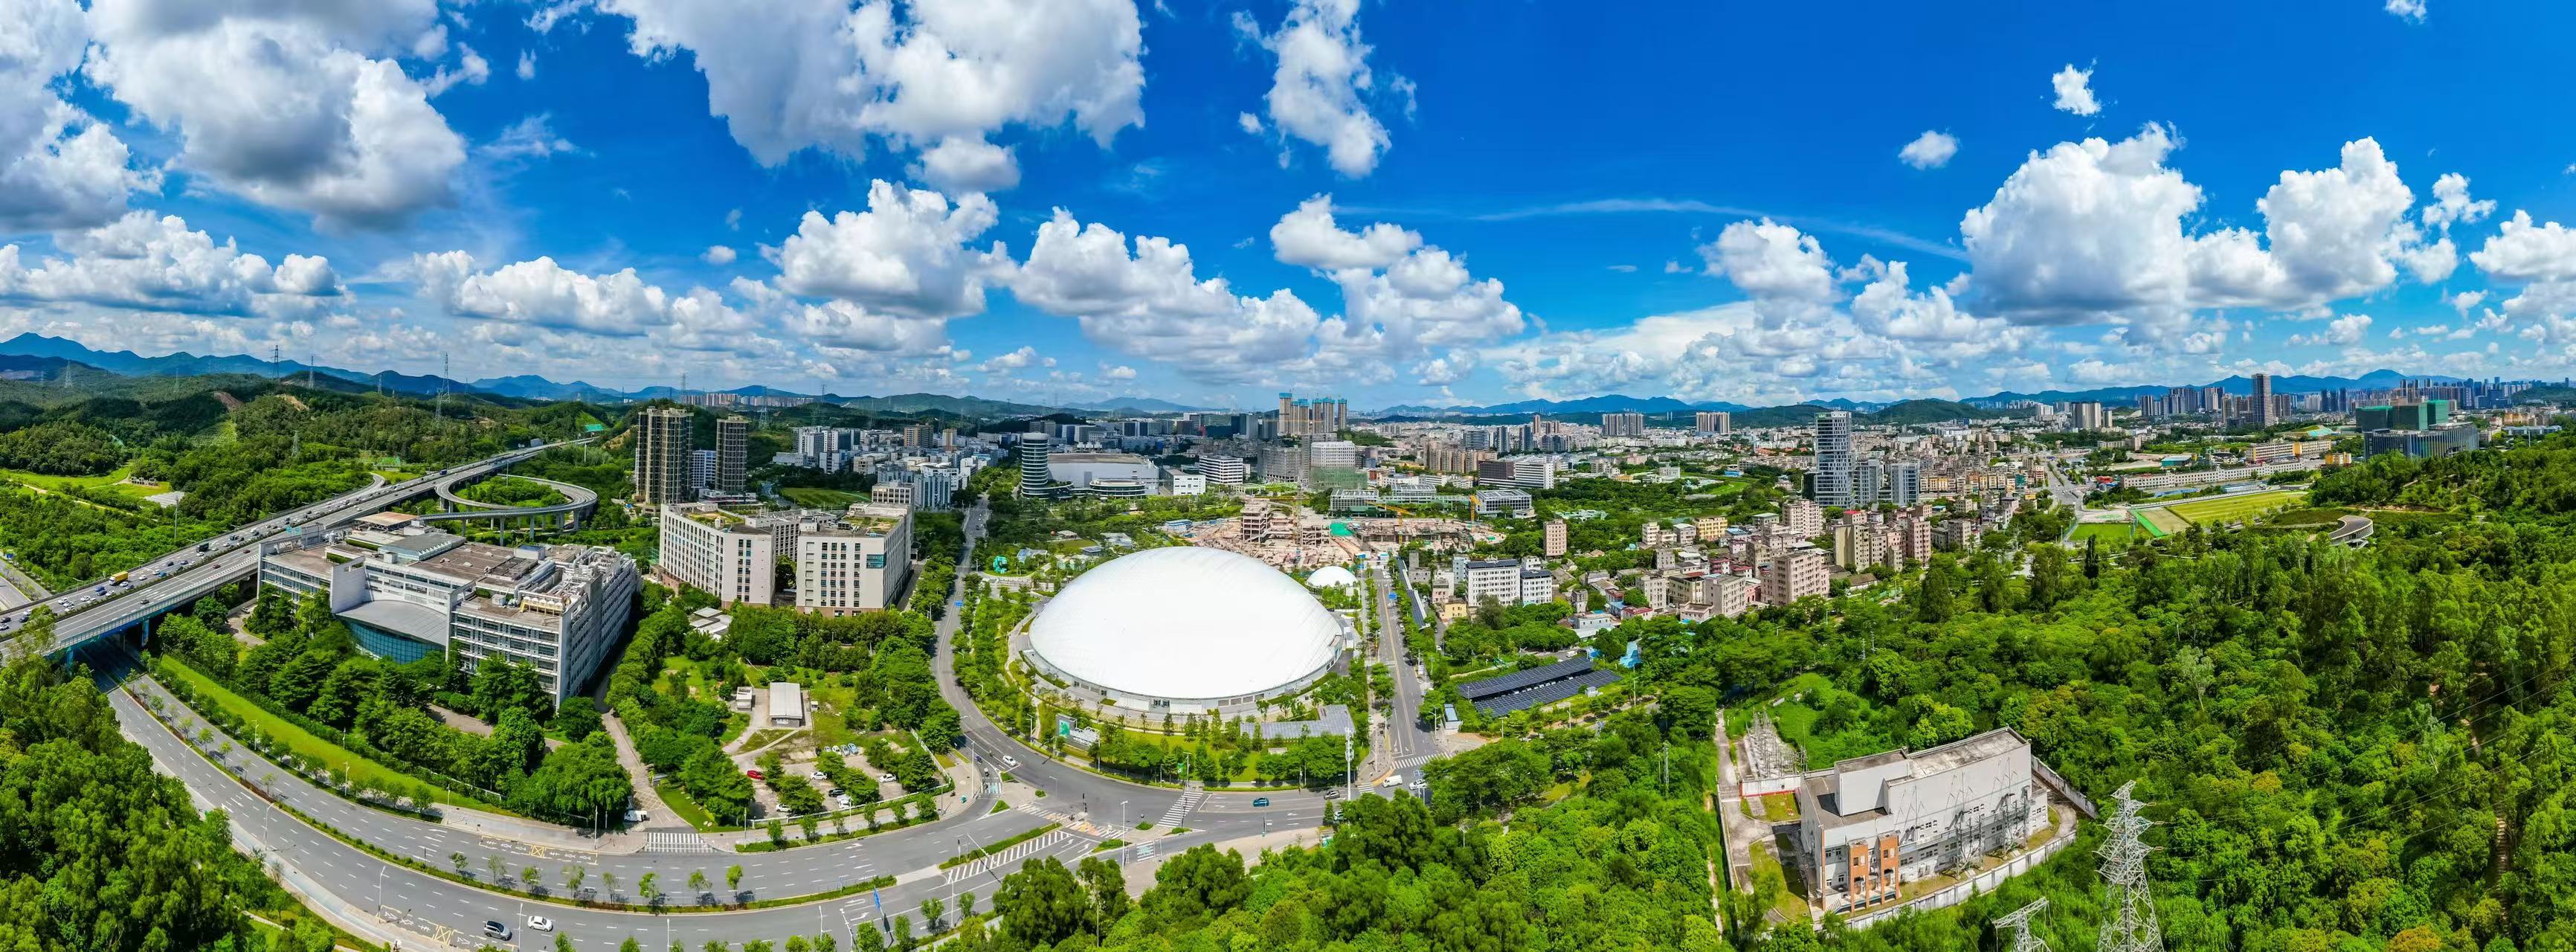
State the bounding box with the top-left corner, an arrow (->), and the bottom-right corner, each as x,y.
633,406 -> 693,504
658,502 -> 799,606
1762,544 -> 1828,605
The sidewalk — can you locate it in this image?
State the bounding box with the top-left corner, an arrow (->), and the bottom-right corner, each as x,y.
602,713 -> 684,832
1118,827 -> 1321,896
437,803 -> 646,855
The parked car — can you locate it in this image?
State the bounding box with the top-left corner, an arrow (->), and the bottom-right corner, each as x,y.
745,769 -> 764,780
878,773 -> 896,784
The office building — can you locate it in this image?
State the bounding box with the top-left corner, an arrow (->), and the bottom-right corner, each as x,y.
913,467 -> 956,511
793,504 -> 913,616
261,529 -> 637,704
1795,729 -> 2050,913
1887,460 -> 1922,506
1454,556 -> 1548,607
1162,469 -> 1207,496
633,406 -> 693,504
1696,411 -> 1733,436
1600,412 -> 1646,438
715,415 -> 749,495
2251,373 -> 2276,428
2357,399 -> 2453,432
1809,411 -> 1854,506
1852,457 -> 1885,509
1472,488 -> 1535,518
2363,425 -> 2480,459
659,502 -> 799,606
1017,432 -> 1057,498
871,482 -> 913,507
1543,519 -> 1568,558
1197,454 -> 1249,486
1049,452 -> 1158,492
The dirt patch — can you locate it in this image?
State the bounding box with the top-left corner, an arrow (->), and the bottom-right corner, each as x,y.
210,391 -> 243,411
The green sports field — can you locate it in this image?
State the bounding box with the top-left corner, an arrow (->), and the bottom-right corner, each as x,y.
2160,489 -> 2307,527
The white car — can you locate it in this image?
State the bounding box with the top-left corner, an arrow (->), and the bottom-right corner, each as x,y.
878,772 -> 897,784
1379,774 -> 1405,787
526,916 -> 554,932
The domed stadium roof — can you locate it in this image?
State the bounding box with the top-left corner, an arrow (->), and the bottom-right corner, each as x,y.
1305,565 -> 1357,588
1028,547 -> 1343,703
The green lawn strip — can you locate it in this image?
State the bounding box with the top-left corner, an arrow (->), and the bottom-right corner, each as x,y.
938,823 -> 1060,869
779,487 -> 864,509
654,781 -> 731,832
732,800 -> 943,853
155,658 -> 509,814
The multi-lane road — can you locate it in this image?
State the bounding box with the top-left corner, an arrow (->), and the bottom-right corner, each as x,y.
100,489 -> 1347,950
17,443 -> 589,657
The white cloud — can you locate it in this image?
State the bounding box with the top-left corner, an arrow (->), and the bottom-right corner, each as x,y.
1606,264 -> 1638,273
516,50 -> 538,80
422,44 -> 491,97
2287,313 -> 2371,347
909,136 -> 1020,193
1009,208 -> 1325,383
1898,130 -> 1958,170
477,115 -> 579,161
82,0 -> 467,228
2421,173 -> 2493,231
420,253 -> 676,337
1238,0 -> 1399,177
977,344 -> 1048,372
2469,210 -> 2576,282
702,245 -> 737,266
587,0 -> 1144,190
1236,112 -> 1263,135
1960,127 -> 2438,345
0,0 -> 149,231
1269,194 -> 1419,270
2051,64 -> 2100,115
768,180 -> 1005,320
1101,364 -> 1135,380
2386,0 -> 2427,22
0,212 -> 343,318
1697,218 -> 1839,325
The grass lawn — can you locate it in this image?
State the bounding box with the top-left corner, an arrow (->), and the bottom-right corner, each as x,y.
1745,841 -> 1810,924
2261,506 -> 2348,527
779,487 -> 866,509
1727,672 -> 1898,771
2137,507 -> 2188,536
2067,522 -> 2137,549
158,658 -> 506,814
2166,489 -> 2307,527
0,464 -> 167,500
656,780 -> 733,831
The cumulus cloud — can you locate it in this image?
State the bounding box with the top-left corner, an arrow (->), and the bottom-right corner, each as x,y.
1960,127 -> 2441,346
1898,130 -> 1958,170
0,0 -> 150,231
2051,65 -> 2099,115
1269,194 -> 1419,270
1009,208 -> 1324,382
81,0 -> 467,228
702,245 -> 737,266
516,50 -> 538,80
0,212 -> 344,319
2287,313 -> 2372,347
2386,0 -> 2427,22
1236,0 -> 1401,177
585,0 -> 1144,190
1697,218 -> 1839,325
768,180 -> 1006,320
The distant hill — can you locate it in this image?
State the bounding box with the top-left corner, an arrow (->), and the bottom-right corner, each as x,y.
0,333 -> 480,399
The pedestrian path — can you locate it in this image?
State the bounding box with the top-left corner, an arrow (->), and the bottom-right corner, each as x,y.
1157,782 -> 1204,827
644,831 -> 716,854
1016,802 -> 1112,837
944,829 -> 1072,884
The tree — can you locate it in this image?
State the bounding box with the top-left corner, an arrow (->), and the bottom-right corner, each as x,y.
523,866 -> 541,893
727,863 -> 744,898
689,868 -> 710,901
565,863 -> 586,896
552,695 -> 604,741
992,857 -> 1088,948
621,939 -> 643,952
451,852 -> 469,877
639,872 -> 660,904
1076,855 -> 1129,927
919,897 -> 944,932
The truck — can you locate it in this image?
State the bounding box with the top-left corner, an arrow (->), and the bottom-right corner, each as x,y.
110,571 -> 129,584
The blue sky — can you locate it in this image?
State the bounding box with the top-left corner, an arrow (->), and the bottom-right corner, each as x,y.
7,0 -> 2576,411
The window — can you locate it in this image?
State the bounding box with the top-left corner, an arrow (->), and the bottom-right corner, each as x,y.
866,554 -> 886,569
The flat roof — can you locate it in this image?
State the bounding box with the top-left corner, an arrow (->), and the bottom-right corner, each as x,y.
355,511 -> 417,529
416,541 -> 529,581
340,599 -> 450,644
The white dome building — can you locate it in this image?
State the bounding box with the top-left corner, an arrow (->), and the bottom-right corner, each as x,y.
1025,547 -> 1347,709
1305,565 -> 1357,589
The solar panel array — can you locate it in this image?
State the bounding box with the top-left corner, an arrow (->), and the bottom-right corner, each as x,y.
1472,669 -> 1623,717
1460,657 -> 1597,700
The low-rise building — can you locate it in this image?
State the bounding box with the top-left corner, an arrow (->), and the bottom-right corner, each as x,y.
1794,729 -> 2052,913
1762,544 -> 1828,605
260,529 -> 637,704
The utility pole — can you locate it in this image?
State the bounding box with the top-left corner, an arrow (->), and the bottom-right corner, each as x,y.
1995,898 -> 2052,952
2096,781 -> 2163,952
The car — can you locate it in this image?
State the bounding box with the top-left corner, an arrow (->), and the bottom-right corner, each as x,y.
811,768 -> 829,781
525,916 -> 554,932
623,809 -> 648,823
826,788 -> 846,798
1001,755 -> 1019,769
1379,774 -> 1405,787
744,769 -> 764,780
878,772 -> 896,784
482,921 -> 512,940
1252,797 -> 1271,807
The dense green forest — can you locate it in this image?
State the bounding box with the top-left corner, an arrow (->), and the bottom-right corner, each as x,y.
0,617 -> 361,952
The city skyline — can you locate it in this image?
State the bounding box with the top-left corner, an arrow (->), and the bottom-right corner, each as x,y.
12,1 -> 2576,409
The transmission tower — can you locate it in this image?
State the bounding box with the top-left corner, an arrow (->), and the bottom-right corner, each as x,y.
2096,781 -> 2163,952
435,352 -> 449,420
1994,898 -> 2050,952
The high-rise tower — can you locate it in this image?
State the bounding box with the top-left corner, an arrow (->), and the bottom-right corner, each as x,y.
714,415 -> 749,495
633,407 -> 693,504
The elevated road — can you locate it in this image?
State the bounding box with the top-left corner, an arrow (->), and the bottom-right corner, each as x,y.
19,442 -> 589,656
425,472 -> 601,524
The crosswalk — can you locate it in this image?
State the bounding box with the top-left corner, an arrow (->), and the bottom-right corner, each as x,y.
645,831 -> 716,853
944,829 -> 1072,884
1156,783 -> 1204,827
